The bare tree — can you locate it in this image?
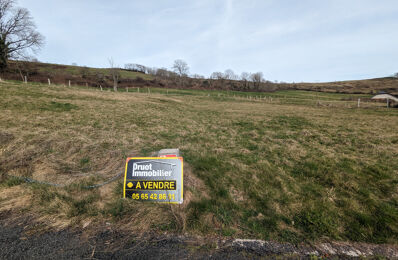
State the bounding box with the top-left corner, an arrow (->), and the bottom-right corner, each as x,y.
224,69 -> 238,80
155,67 -> 170,78
250,72 -> 264,88
210,71 -> 226,89
146,67 -> 157,75
124,63 -> 135,71
124,63 -> 147,73
154,67 -> 173,87
15,55 -> 34,81
108,58 -> 120,92
172,59 -> 189,86
240,72 -> 250,89
172,59 -> 189,76
0,0 -> 44,70
96,72 -> 105,87
210,71 -> 224,80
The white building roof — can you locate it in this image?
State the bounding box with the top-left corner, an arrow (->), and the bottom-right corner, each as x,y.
371,94 -> 398,102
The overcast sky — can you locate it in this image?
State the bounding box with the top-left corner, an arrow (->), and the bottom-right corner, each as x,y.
18,0 -> 398,82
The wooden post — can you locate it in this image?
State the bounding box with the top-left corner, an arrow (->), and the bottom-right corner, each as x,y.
86,83 -> 88,88
167,90 -> 169,95
138,87 -> 140,93
48,78 -> 51,85
357,98 -> 360,108
126,87 -> 129,92
68,80 -> 71,87
100,85 -> 103,91
387,98 -> 389,108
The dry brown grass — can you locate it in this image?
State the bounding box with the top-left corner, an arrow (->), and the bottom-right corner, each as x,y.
0,81 -> 397,243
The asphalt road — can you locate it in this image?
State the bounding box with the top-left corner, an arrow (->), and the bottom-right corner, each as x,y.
1,212 -> 397,259
0,216 -> 257,259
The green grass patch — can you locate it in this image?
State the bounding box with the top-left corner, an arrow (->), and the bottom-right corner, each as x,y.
40,101 -> 78,112
2,176 -> 24,187
0,80 -> 397,243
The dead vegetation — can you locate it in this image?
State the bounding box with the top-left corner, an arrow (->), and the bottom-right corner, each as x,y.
2,60 -> 398,94
0,80 -> 397,244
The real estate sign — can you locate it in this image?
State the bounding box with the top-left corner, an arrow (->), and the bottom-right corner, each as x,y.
123,157 -> 183,204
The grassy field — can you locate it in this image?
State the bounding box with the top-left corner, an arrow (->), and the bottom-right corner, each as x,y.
37,62 -> 155,80
9,60 -> 154,80
0,81 -> 397,244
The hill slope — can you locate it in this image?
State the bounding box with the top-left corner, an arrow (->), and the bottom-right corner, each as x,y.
2,60 -> 398,95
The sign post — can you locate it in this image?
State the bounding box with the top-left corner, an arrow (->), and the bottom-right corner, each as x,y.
123,157 -> 183,204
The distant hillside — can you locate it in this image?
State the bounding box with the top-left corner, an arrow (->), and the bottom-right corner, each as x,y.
2,60 -> 398,95
292,77 -> 398,95
3,60 -> 155,89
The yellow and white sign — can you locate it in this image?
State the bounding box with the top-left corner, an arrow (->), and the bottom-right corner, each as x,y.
123,157 -> 183,204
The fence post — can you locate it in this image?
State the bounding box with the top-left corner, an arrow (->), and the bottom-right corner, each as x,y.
24,76 -> 27,83
357,98 -> 360,108
68,80 -> 71,87
48,78 -> 51,85
138,87 -> 140,93
100,85 -> 103,91
126,87 -> 128,92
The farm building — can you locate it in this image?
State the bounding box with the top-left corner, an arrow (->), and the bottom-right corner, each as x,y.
371,93 -> 398,107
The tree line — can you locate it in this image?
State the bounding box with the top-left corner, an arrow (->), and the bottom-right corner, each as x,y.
121,59 -> 284,92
